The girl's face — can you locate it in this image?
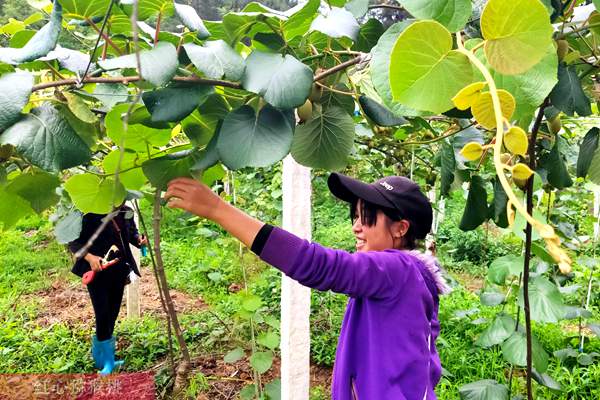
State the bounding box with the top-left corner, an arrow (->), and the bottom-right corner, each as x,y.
352,200 -> 408,252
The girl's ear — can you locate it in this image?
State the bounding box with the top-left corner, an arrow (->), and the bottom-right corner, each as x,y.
391,220 -> 410,239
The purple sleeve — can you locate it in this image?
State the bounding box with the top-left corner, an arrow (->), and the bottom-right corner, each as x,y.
258,226 -> 416,299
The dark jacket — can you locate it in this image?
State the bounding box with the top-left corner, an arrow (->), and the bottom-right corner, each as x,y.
68,206 -> 142,278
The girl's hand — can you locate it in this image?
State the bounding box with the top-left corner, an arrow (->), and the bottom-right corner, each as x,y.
84,253 -> 103,272
165,177 -> 224,220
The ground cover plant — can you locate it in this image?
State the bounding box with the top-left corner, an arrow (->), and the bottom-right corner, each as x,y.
0,0 -> 599,398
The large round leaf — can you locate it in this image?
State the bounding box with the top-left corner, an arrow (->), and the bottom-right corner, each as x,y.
102,149 -> 147,190
501,331 -> 548,372
0,1 -> 62,64
370,21 -> 425,117
401,0 -> 472,32
518,276 -> 565,323
182,94 -> 230,146
291,105 -> 355,170
0,103 -> 91,172
488,255 -> 523,285
389,20 -> 473,113
64,173 -> 126,214
141,149 -> 201,190
459,380 -> 508,400
475,313 -> 515,348
174,2 -> 210,39
309,7 -> 359,41
58,0 -> 110,19
242,51 -> 312,109
481,0 -> 553,75
183,41 -> 245,81
217,105 -> 294,170
0,72 -> 33,132
142,85 -> 214,122
99,42 -> 178,87
472,42 -> 558,122
5,170 -> 60,213
0,188 -> 34,230
105,104 -> 171,151
249,351 -> 273,374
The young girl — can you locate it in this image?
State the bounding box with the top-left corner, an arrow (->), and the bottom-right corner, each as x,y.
165,172 -> 450,399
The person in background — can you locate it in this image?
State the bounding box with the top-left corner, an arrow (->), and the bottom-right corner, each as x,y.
68,203 -> 146,375
165,173 -> 450,400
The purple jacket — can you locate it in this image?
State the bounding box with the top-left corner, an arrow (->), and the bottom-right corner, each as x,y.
254,226 -> 450,400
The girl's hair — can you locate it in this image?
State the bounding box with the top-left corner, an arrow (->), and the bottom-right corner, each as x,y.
350,199 -> 417,250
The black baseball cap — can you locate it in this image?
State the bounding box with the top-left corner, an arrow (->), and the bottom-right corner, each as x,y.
327,172 -> 433,239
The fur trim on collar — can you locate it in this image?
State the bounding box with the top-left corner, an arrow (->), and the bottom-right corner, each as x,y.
403,250 -> 452,295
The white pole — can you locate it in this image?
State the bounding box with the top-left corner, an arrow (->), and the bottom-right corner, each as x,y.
280,155 -> 312,400
126,201 -> 141,318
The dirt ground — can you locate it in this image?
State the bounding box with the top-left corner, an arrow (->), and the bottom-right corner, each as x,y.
26,267 -> 206,328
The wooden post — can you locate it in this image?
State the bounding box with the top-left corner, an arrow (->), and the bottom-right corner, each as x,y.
126,201 -> 141,318
280,155 -> 311,400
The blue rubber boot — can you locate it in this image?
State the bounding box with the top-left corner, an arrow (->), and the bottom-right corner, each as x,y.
91,335 -> 103,369
98,337 -> 124,375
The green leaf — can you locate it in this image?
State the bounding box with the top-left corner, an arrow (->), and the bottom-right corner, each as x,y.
54,210 -> 83,244
310,7 -> 359,40
102,149 -> 146,190
0,1 -> 62,64
257,331 -> 280,350
539,137 -> 573,190
479,291 -> 504,307
91,83 -> 129,110
440,142 -> 455,196
222,9 -> 282,45
201,163 -> 225,186
481,0 -> 553,75
371,21 -> 425,117
250,351 -> 273,374
283,0 -> 320,40
5,170 -> 60,213
489,177 -> 508,228
358,95 -> 407,127
120,0 -> 174,21
142,85 -> 214,123
589,144 -> 600,186
459,175 -> 488,231
549,64 -> 592,116
62,92 -> 97,124
105,104 -> 171,151
58,0 -> 110,19
264,379 -> 281,400
459,380 -> 508,400
239,385 -> 256,400
242,51 -> 312,109
183,41 -> 245,81
291,105 -> 355,170
242,294 -> 262,312
218,105 -> 293,170
345,0 -> 368,18
182,94 -> 230,146
531,242 -> 554,264
389,20 -> 473,113
518,276 -> 565,323
354,18 -> 385,52
174,2 -> 209,39
0,72 -> 33,132
0,188 -> 34,230
98,42 -> 178,87
319,85 -> 355,115
64,173 -> 126,214
142,149 -> 201,190
473,42 -> 558,122
191,130 -> 221,173
223,347 -> 244,363
488,255 -> 523,285
402,0 -> 472,32
501,331 -> 548,372
475,313 -> 515,347
1,103 -> 91,172
576,127 -> 599,178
